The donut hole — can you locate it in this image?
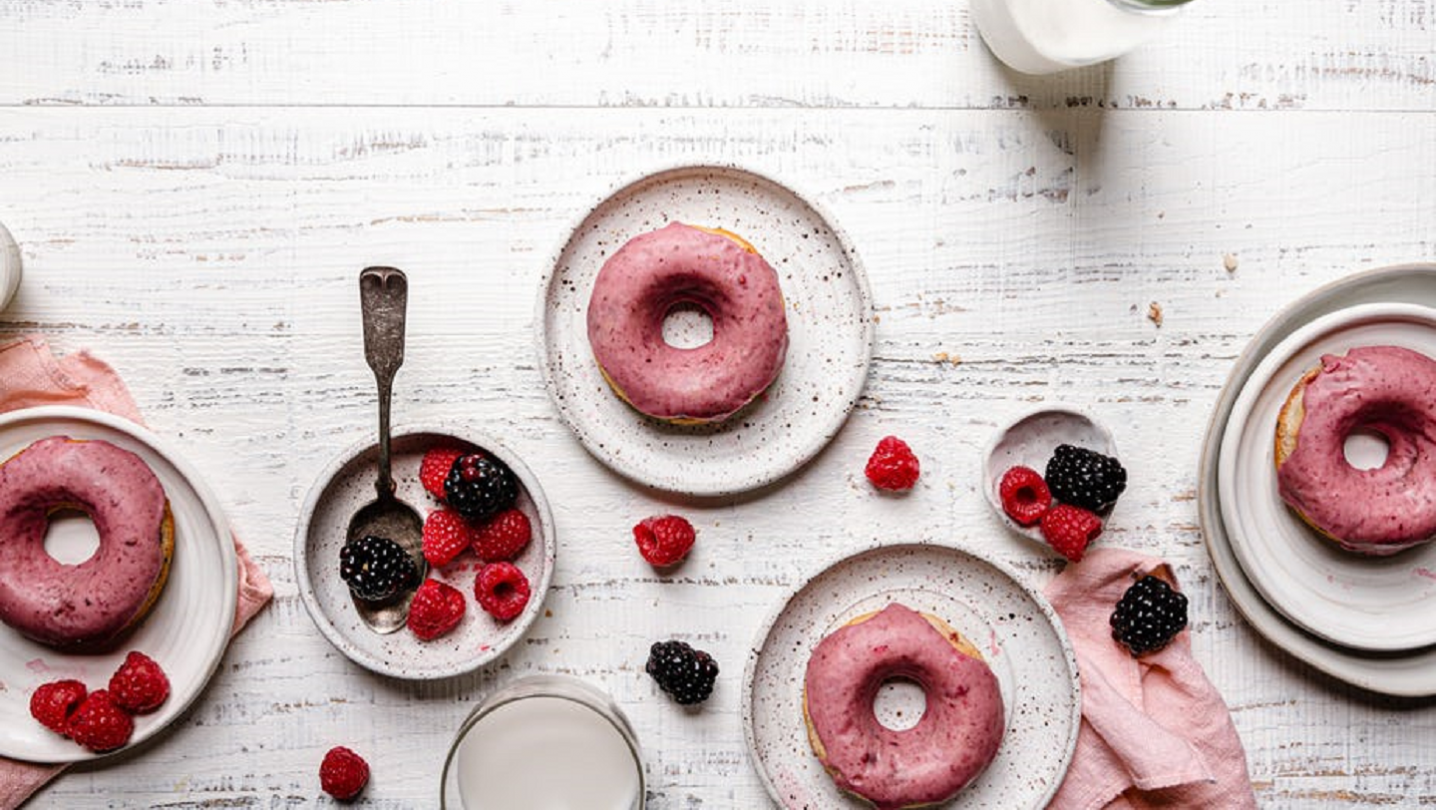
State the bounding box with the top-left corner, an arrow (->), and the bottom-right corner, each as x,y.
872,676 -> 927,732
661,302 -> 715,350
43,507 -> 102,565
1344,427 -> 1390,471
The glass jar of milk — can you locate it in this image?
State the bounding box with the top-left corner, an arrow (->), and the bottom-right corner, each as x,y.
972,0 -> 1194,75
0,221 -> 20,312
441,675 -> 644,810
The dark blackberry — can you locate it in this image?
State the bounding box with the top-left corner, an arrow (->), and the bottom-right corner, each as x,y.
339,535 -> 419,603
1110,575 -> 1189,656
645,640 -> 719,706
1045,444 -> 1127,513
443,452 -> 519,523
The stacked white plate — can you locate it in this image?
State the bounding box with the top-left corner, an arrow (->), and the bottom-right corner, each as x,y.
1197,264 -> 1436,697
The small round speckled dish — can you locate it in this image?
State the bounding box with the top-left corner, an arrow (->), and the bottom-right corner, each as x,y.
294,427 -> 555,680
0,406 -> 237,764
983,407 -> 1118,544
1218,302 -> 1436,652
536,164 -> 874,497
743,542 -> 1080,810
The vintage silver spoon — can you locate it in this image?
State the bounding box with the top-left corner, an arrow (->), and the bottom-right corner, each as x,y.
346,266 -> 426,634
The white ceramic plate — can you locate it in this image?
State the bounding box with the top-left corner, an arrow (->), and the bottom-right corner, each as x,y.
1219,303 -> 1436,652
0,406 -> 237,763
1198,263 -> 1436,696
743,542 -> 1080,810
982,407 -> 1118,545
294,426 -> 555,680
536,164 -> 874,497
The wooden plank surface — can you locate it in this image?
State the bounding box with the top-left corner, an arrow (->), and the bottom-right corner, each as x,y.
0,2 -> 1433,808
0,1 -> 1432,112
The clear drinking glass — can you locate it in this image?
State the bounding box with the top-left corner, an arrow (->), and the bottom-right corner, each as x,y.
972,0 -> 1195,75
0,221 -> 20,312
440,675 -> 645,810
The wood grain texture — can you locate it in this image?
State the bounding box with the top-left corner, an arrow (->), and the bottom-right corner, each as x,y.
0,1 -> 1432,112
0,1 -> 1433,807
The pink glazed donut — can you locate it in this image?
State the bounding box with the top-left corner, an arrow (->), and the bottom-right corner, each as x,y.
0,436 -> 173,648
1275,345 -> 1436,555
802,603 -> 1005,810
586,222 -> 788,424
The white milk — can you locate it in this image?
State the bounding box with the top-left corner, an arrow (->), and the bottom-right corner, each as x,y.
0,221 -> 20,312
452,695 -> 643,810
972,0 -> 1186,75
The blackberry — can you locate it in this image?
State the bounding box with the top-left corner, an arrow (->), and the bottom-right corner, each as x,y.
1110,575 -> 1188,657
339,535 -> 419,603
443,452 -> 519,523
645,640 -> 719,706
1045,444 -> 1127,513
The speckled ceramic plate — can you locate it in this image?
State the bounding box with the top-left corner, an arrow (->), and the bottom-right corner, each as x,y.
1219,303 -> 1436,652
536,164 -> 874,497
1198,263 -> 1436,696
742,542 -> 1079,810
0,406 -> 237,764
982,407 -> 1119,546
294,426 -> 555,680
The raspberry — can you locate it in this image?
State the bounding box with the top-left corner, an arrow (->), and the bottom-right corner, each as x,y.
29,679 -> 87,737
407,578 -> 466,641
1040,504 -> 1102,562
999,466 -> 1052,526
472,508 -> 532,562
339,534 -> 419,603
320,746 -> 370,801
1111,575 -> 1189,656
474,562 -> 531,621
645,640 -> 719,706
1045,444 -> 1128,513
108,651 -> 170,714
66,690 -> 134,753
422,509 -> 477,567
865,436 -> 920,491
444,452 -> 519,523
633,515 -> 695,568
420,446 -> 465,501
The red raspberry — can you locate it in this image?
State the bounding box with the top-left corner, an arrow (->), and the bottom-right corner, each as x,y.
420,446 -> 465,501
865,436 -> 920,491
632,515 -> 696,567
422,509 -> 477,567
320,745 -> 370,801
472,508 -> 532,562
66,690 -> 134,753
1041,504 -> 1103,562
999,466 -> 1052,526
474,562 -> 531,621
407,578 -> 466,641
108,651 -> 170,714
29,679 -> 87,737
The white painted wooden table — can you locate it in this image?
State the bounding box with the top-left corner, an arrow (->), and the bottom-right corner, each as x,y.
1,2 -> 1434,807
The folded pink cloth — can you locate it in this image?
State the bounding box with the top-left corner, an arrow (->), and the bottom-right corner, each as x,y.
1044,547 -> 1256,810
0,336 -> 274,809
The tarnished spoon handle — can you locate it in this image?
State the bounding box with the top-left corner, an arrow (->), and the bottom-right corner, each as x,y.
359,266 -> 408,498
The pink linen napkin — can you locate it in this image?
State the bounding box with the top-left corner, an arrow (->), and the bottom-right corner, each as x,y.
1044,547 -> 1255,809
0,336 -> 274,809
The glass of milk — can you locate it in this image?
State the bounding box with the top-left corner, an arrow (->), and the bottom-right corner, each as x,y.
441,675 -> 645,810
0,221 -> 20,312
972,0 -> 1195,75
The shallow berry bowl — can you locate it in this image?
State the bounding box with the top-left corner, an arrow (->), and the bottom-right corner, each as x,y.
294,425 -> 555,680
982,407 -> 1119,545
